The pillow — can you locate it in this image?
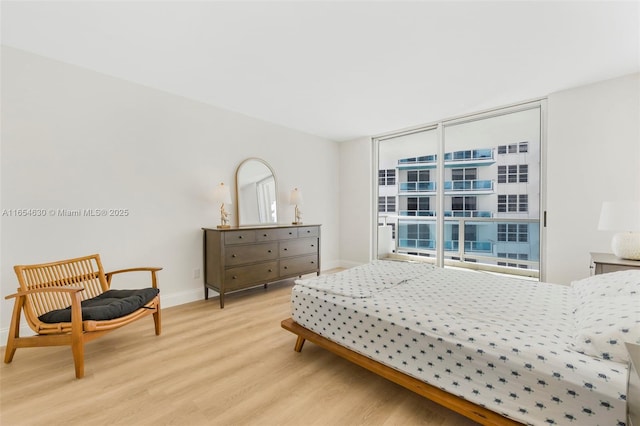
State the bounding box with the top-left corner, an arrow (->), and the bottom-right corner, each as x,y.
571,270 -> 640,300
570,273 -> 640,363
38,288 -> 159,323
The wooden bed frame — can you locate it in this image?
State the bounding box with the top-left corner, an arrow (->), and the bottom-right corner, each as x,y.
281,318 -> 522,426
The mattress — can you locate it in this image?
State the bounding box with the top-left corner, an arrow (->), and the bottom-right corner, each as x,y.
291,260 -> 629,426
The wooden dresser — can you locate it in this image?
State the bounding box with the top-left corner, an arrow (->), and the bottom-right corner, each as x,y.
202,224 -> 321,307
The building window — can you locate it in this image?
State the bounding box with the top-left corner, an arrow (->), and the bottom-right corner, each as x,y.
451,196 -> 476,211
498,165 -> 528,184
451,168 -> 477,181
498,142 -> 528,154
378,169 -> 396,185
497,252 -> 529,269
519,165 -> 528,183
498,194 -> 528,212
497,223 -> 528,242
407,196 -> 429,213
407,170 -> 429,182
378,196 -> 396,212
451,224 -> 478,242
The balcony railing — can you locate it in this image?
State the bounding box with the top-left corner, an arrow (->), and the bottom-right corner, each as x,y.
444,180 -> 493,191
399,182 -> 436,191
399,179 -> 494,193
398,149 -> 494,165
380,215 -> 540,277
399,210 -> 492,218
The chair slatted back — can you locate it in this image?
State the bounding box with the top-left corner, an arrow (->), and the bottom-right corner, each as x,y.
14,254 -> 109,318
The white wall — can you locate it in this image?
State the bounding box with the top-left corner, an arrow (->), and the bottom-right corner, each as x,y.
0,47 -> 341,339
339,137 -> 372,267
546,72 -> 640,284
338,73 -> 640,284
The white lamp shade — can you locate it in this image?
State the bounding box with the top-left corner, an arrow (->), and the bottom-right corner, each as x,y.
213,182 -> 232,205
289,188 -> 303,205
598,201 -> 640,231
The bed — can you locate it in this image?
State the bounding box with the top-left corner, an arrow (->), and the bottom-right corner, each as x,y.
281,260 -> 640,426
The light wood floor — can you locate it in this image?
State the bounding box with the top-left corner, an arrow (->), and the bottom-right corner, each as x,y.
0,277 -> 478,426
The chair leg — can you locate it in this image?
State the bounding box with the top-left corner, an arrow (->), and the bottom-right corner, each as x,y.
153,303 -> 161,336
4,296 -> 25,364
70,294 -> 84,378
71,340 -> 85,379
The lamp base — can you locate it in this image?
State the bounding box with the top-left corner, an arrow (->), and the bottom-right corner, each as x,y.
217,225 -> 231,229
292,222 -> 303,225
612,232 -> 640,260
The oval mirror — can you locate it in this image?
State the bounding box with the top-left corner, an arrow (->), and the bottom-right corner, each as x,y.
235,158 -> 278,226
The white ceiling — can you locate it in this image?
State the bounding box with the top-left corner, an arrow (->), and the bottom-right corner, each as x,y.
2,1 -> 639,141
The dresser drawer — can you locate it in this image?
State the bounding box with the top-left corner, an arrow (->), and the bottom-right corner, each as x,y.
279,238 -> 319,257
277,228 -> 298,240
297,226 -> 319,238
255,229 -> 281,242
225,261 -> 279,290
225,242 -> 278,266
224,230 -> 256,245
280,255 -> 318,276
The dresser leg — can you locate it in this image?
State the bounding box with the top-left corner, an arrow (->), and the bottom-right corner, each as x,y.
204,286 -> 208,300
219,292 -> 225,309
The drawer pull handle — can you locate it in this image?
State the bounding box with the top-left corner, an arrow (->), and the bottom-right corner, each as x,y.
238,236 -> 243,239
283,248 -> 288,251
311,261 -> 315,264
284,266 -> 288,269
232,254 -> 236,258
263,234 -> 268,237
232,276 -> 237,279
289,232 -> 293,235
306,230 -> 311,233
268,250 -> 272,253
311,244 -> 315,247
268,269 -> 273,272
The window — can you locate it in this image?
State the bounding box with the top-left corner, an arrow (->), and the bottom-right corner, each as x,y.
451,224 -> 478,242
407,170 -> 429,182
451,168 -> 477,181
498,194 -> 528,212
497,223 -> 528,242
378,169 -> 396,185
497,252 -> 529,269
519,165 -> 528,183
498,142 -> 528,154
407,196 -> 429,214
452,196 -> 476,211
378,196 -> 396,212
376,102 -> 541,277
498,165 -> 528,184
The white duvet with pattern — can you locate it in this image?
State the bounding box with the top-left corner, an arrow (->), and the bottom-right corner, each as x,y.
292,261 -> 628,426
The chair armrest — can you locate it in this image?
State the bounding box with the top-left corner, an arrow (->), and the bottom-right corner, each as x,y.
5,286 -> 84,300
105,267 -> 162,288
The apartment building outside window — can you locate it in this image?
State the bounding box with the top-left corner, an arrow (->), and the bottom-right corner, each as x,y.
376,101 -> 542,279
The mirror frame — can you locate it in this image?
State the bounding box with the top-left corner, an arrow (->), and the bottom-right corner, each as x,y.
235,158 -> 279,226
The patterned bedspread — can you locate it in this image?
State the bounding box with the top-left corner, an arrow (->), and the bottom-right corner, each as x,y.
291,261 -> 629,426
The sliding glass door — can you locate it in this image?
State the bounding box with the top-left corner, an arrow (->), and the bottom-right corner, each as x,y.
375,102 -> 543,278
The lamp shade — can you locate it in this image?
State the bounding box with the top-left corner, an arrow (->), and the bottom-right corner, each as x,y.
598,201 -> 640,231
289,188 -> 303,205
213,182 -> 232,205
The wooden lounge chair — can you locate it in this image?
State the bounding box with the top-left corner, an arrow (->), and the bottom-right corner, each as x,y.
4,254 -> 161,378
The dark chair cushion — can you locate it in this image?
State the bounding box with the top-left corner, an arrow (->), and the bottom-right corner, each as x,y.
39,288 -> 159,323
